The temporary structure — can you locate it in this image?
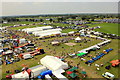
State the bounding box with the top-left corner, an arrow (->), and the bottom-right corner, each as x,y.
37,31 -> 61,37
2,50 -> 13,55
40,56 -> 68,71
110,60 -> 120,67
12,65 -> 47,78
52,69 -> 68,80
77,52 -> 87,57
33,28 -> 62,36
22,26 -> 53,34
75,37 -> 81,43
51,41 -> 60,46
68,31 -> 74,34
19,38 -> 27,44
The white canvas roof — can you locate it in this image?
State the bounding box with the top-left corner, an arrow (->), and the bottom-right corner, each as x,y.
75,37 -> 81,41
45,74 -> 53,80
97,40 -> 111,46
51,41 -> 59,45
36,31 -> 61,37
12,71 -> 29,78
40,56 -> 68,71
12,65 -> 47,79
22,26 -> 53,33
52,71 -> 68,80
68,31 -> 74,34
4,50 -> 13,55
33,28 -> 62,35
52,69 -> 68,80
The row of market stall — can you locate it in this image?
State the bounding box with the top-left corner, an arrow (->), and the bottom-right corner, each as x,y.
77,39 -> 111,57
85,48 -> 113,64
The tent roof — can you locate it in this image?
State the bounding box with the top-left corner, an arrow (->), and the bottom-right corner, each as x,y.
77,52 -> 86,56
69,73 -> 78,78
40,56 -> 68,71
66,71 -> 73,74
80,71 -> 86,74
75,37 -> 81,41
110,60 -> 120,66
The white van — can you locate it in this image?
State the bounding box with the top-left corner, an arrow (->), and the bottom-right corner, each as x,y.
23,54 -> 33,60
102,72 -> 115,80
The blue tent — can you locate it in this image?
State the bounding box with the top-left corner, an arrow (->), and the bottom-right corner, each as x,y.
87,60 -> 94,63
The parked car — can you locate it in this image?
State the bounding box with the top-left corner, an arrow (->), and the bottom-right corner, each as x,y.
102,72 -> 115,80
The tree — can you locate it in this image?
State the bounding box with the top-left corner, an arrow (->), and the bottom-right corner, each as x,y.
40,19 -> 43,22
49,18 -> 53,22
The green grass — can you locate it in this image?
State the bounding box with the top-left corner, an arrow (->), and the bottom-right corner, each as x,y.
62,29 -> 78,33
2,34 -> 119,79
9,24 -> 49,30
90,23 -> 119,35
2,35 -> 102,78
1,21 -> 119,79
2,21 -> 40,27
52,23 -> 75,27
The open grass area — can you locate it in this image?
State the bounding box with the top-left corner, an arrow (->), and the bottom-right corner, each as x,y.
9,24 -> 49,30
90,23 -> 119,35
62,29 -> 78,33
2,36 -> 102,78
2,31 -> 119,78
1,21 -> 119,79
52,23 -> 75,27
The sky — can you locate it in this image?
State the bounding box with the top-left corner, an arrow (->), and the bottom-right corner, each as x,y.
1,0 -> 119,16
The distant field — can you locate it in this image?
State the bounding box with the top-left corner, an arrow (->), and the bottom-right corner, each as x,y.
90,23 -> 119,35
9,24 -> 48,30
1,21 -> 40,27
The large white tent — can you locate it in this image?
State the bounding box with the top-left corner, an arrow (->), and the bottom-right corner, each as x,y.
33,28 -> 62,36
34,28 -> 62,37
36,31 -> 61,37
40,56 -> 68,71
75,37 -> 81,41
22,26 -> 62,37
22,26 -> 53,34
12,65 -> 47,78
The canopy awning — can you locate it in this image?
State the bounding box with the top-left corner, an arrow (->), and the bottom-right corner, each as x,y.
69,73 -> 78,78
80,71 -> 86,74
75,37 -> 81,41
77,52 -> 87,56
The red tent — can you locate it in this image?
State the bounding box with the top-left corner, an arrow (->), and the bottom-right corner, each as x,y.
110,60 -> 120,67
66,71 -> 73,74
14,43 -> 29,48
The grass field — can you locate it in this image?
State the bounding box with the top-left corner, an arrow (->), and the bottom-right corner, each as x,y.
90,23 -> 119,35
9,24 -> 47,30
1,21 -> 40,27
2,30 -> 119,79
1,35 -> 102,78
1,21 -> 119,79
62,29 -> 78,33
